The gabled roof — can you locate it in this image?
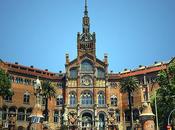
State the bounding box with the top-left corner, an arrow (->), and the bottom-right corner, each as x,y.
68,54 -> 106,68
96,58 -> 106,66
79,53 -> 94,61
69,58 -> 78,66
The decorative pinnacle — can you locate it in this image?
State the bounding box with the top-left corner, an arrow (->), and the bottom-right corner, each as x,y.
84,0 -> 88,16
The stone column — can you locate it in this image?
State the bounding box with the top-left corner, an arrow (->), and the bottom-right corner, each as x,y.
63,106 -> 68,126
140,103 -> 155,130
140,101 -> 155,130
29,78 -> 44,130
24,109 -> 27,121
140,76 -> 155,130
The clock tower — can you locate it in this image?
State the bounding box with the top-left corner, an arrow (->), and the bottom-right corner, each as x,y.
64,1 -> 109,129
77,0 -> 96,59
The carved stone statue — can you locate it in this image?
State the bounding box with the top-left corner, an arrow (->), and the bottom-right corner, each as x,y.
108,112 -> 115,125
33,78 -> 42,105
29,78 -> 44,130
63,108 -> 68,121
8,115 -> 16,130
34,78 -> 42,94
68,112 -> 77,125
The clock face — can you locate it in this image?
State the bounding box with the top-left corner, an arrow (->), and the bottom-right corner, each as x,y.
81,75 -> 92,86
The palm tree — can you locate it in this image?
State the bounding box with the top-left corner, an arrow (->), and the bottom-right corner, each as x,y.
41,80 -> 56,121
120,76 -> 139,130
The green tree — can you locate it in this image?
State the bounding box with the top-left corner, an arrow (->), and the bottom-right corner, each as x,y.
120,76 -> 139,129
0,69 -> 13,97
152,59 -> 175,130
42,80 -> 56,121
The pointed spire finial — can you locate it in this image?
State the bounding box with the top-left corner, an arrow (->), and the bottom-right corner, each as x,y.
85,0 -> 87,6
84,0 -> 88,16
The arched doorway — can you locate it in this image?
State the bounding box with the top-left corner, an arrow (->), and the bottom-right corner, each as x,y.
99,113 -> 105,130
18,126 -> 24,130
82,112 -> 93,130
9,106 -> 17,116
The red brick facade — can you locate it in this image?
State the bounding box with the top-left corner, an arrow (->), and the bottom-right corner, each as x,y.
0,1 -> 172,130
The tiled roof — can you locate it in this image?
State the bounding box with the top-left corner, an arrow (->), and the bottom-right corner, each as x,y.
1,58 -> 172,81
6,62 -> 64,81
109,63 -> 167,80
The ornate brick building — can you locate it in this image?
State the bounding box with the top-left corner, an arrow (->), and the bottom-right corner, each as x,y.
0,1 -> 172,130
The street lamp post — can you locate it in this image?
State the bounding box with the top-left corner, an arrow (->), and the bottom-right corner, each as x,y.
155,91 -> 159,130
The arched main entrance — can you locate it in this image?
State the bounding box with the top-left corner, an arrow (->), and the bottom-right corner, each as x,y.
18,126 -> 24,130
99,113 -> 105,130
82,112 -> 93,130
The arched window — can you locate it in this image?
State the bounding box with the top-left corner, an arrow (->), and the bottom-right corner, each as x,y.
2,107 -> 7,120
4,95 -> 12,102
9,75 -> 14,82
26,108 -> 32,121
69,92 -> 76,106
81,60 -> 93,71
133,108 -> 139,121
98,92 -> 105,105
81,91 -> 93,105
111,95 -> 118,106
24,79 -> 31,85
97,68 -> 105,79
99,113 -> 105,130
16,77 -> 23,84
70,68 -> 78,79
15,77 -> 19,83
23,92 -> 30,104
17,108 -> 25,121
54,110 -> 59,123
56,95 -> 63,106
9,107 -> 16,115
116,110 -> 120,122
42,97 -> 46,105
124,110 -> 130,122
82,112 -> 93,128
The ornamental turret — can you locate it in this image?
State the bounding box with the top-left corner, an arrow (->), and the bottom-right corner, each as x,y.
77,0 -> 96,59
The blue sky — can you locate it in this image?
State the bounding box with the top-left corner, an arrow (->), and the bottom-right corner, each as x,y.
0,0 -> 175,73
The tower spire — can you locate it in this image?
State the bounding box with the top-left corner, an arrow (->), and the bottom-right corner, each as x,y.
84,0 -> 88,16
77,0 -> 96,57
83,0 -> 90,33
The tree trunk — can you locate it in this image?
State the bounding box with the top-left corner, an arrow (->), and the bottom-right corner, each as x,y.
128,91 -> 133,130
44,97 -> 48,121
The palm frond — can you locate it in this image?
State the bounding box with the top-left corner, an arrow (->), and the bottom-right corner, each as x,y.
120,76 -> 139,93
42,80 -> 56,99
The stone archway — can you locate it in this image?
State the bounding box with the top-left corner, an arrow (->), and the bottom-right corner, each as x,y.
18,126 -> 24,130
98,113 -> 105,130
81,111 -> 94,130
